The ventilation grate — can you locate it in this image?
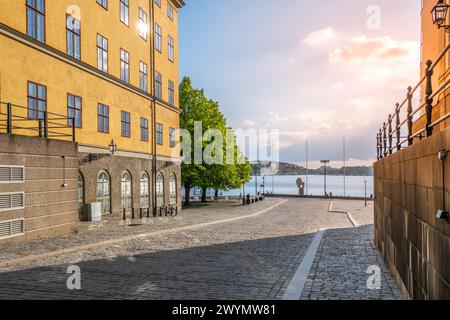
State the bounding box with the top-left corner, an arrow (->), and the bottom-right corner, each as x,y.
0,219 -> 25,239
0,193 -> 25,211
0,166 -> 24,183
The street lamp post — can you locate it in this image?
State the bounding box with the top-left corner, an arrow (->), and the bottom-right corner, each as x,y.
321,160 -> 330,197
364,180 -> 368,207
262,177 -> 265,195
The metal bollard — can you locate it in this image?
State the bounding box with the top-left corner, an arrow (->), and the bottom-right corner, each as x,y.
122,208 -> 126,221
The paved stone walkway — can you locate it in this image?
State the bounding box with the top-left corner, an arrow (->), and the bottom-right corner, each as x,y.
300,225 -> 402,300
0,198 -> 402,300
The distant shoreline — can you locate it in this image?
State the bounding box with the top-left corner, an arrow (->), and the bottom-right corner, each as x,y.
269,174 -> 373,177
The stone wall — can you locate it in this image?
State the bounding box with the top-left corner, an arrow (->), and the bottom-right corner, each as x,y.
0,134 -> 79,245
374,127 -> 450,300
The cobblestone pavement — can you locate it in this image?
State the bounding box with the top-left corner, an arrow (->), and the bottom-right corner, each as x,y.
301,202 -> 403,300
0,198 -> 401,300
0,198 -> 283,263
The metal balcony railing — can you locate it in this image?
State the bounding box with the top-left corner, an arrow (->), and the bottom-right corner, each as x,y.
377,42 -> 450,160
0,102 -> 76,142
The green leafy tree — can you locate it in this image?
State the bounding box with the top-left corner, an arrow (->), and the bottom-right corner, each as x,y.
179,77 -> 252,206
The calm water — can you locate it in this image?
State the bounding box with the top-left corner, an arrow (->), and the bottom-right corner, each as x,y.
193,175 -> 374,198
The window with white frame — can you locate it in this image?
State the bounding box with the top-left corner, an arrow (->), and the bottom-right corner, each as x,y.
155,24 -> 162,52
168,80 -> 175,106
169,174 -> 177,205
156,173 -> 164,207
168,3 -> 174,20
96,171 -> 111,214
168,35 -> 174,62
140,172 -> 150,208
121,171 -> 132,210
138,8 -> 148,40
97,34 -> 108,72
155,72 -> 162,99
120,0 -> 129,25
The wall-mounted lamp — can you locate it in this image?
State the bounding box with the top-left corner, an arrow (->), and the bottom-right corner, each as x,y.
79,140 -> 117,166
432,0 -> 450,32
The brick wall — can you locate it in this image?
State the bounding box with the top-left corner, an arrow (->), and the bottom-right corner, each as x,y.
374,127 -> 450,300
0,134 -> 78,245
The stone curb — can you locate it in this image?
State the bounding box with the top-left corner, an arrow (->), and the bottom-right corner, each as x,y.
0,200 -> 289,269
328,201 -> 360,227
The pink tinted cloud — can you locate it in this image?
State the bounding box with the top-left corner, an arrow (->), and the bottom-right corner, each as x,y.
329,36 -> 418,64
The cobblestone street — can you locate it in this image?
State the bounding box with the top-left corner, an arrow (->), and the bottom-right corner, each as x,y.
0,198 -> 402,300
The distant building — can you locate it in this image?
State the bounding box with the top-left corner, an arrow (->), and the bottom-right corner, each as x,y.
0,0 -> 184,243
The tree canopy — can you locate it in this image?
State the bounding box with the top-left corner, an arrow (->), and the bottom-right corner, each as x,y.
179,77 -> 252,205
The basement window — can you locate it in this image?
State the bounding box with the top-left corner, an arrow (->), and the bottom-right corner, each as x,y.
0,219 -> 25,240
0,193 -> 25,211
0,166 -> 25,183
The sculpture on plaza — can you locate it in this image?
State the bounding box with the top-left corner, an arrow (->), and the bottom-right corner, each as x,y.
296,178 -> 305,196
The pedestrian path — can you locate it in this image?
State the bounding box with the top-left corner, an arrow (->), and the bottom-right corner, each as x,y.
300,225 -> 403,300
0,198 -> 402,300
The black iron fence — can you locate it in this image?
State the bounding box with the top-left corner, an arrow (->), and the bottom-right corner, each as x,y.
377,43 -> 450,160
0,102 -> 76,142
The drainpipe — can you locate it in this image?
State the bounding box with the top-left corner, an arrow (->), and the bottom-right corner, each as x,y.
150,0 -> 157,217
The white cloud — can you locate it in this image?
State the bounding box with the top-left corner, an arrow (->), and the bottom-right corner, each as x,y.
243,118 -> 256,127
331,82 -> 344,91
329,36 -> 418,64
303,27 -> 335,46
242,112 -> 289,128
329,36 -> 420,88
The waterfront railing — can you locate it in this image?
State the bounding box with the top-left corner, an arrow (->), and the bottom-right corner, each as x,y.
377,43 -> 450,160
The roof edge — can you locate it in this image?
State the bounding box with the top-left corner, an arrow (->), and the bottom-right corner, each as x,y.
169,0 -> 185,9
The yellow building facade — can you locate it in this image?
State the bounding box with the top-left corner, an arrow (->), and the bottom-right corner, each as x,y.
0,0 -> 184,219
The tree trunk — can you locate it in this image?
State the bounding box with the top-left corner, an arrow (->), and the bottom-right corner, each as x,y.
214,189 -> 219,201
201,188 -> 207,203
184,182 -> 191,207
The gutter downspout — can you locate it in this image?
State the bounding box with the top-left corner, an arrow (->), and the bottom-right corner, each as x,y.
150,0 -> 157,217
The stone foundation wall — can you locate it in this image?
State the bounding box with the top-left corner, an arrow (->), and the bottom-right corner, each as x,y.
374,127 -> 450,300
79,152 -> 182,217
0,134 -> 79,245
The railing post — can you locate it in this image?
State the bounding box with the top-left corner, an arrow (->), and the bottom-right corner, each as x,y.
388,114 -> 393,155
425,60 -> 434,137
376,133 -> 380,160
72,117 -> 76,142
383,123 -> 387,157
407,86 -> 413,146
43,111 -> 48,139
6,103 -> 12,134
379,129 -> 383,159
395,103 -> 401,151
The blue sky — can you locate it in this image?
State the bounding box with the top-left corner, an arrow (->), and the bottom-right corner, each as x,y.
179,0 -> 421,167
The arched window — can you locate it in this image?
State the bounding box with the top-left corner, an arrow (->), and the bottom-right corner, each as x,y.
140,172 -> 150,208
121,171 -> 132,210
156,172 -> 164,207
169,173 -> 177,205
96,171 -> 111,214
78,173 -> 85,213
